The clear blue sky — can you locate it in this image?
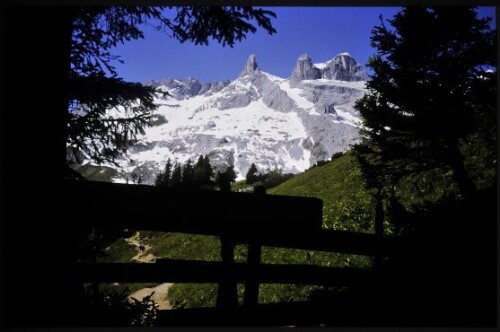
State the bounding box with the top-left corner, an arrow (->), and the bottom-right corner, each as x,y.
111,7 -> 496,84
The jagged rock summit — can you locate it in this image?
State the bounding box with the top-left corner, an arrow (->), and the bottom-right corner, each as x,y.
240,54 -> 260,77
319,53 -> 369,81
290,53 -> 320,81
291,52 -> 369,83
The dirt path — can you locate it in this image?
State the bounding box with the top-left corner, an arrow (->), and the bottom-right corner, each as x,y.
124,232 -> 173,310
129,283 -> 174,310
125,231 -> 156,263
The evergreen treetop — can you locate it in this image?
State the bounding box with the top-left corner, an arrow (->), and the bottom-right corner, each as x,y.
354,7 -> 496,200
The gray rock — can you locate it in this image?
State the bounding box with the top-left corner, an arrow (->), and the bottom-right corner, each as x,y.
147,77 -> 202,99
262,82 -> 297,112
290,54 -> 321,83
204,120 -> 217,129
239,54 -> 259,77
319,53 -> 369,81
199,80 -> 231,95
316,103 -> 336,115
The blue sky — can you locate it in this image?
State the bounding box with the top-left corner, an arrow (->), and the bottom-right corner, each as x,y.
111,7 -> 496,84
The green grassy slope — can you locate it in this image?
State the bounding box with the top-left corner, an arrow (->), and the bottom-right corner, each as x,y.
268,152 -> 376,233
93,151 -> 378,308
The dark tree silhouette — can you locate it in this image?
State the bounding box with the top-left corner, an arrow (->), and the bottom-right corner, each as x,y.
350,7 -> 496,326
3,5 -> 276,327
182,159 -> 194,188
193,155 -> 214,187
245,163 -> 259,185
155,156 -> 215,189
216,166 -> 237,192
353,7 -> 496,201
170,163 -> 183,188
155,158 -> 173,187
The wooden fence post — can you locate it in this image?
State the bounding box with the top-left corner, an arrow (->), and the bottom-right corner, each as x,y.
243,244 -> 261,307
244,185 -> 265,307
216,235 -> 239,310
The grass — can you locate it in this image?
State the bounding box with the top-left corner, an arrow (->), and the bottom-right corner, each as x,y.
165,152 -> 376,307
98,238 -> 137,263
268,151 -> 376,232
93,151 -> 377,308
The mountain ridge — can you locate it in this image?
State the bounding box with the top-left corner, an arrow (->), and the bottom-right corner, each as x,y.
79,53 -> 369,184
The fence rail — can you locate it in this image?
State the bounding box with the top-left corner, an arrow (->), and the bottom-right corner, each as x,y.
76,260 -> 380,286
67,181 -> 402,322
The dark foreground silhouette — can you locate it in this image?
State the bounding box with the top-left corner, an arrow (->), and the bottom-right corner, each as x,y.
2,6 -> 496,328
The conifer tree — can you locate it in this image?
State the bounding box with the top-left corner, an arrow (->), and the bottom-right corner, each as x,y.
193,155 -> 214,187
170,163 -> 182,188
245,163 -> 259,184
164,158 -> 172,186
202,156 -> 214,184
216,166 -> 237,192
193,155 -> 205,186
354,7 -> 496,201
154,158 -> 172,187
182,159 -> 194,188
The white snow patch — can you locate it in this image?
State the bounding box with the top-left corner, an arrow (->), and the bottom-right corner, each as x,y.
262,72 -> 286,83
302,79 -> 367,91
335,107 -> 362,127
279,81 -> 315,110
313,62 -> 329,70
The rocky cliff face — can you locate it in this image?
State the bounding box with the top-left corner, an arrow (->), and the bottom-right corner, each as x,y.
290,54 -> 321,82
82,53 -> 369,184
239,54 -> 260,77
318,53 -> 370,81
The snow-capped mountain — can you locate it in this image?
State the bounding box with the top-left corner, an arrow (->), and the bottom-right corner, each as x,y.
102,53 -> 368,183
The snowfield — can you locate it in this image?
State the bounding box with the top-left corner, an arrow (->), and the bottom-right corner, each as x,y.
82,53 -> 369,184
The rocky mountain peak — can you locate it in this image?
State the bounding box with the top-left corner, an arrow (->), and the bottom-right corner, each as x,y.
321,53 -> 369,81
239,54 -> 259,77
291,53 -> 321,82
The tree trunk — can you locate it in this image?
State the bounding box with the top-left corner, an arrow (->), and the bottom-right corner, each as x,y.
3,6 -> 79,327
446,139 -> 477,200
373,187 -> 384,268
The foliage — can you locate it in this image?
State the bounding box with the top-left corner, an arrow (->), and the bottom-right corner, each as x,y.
168,284 -> 219,309
245,163 -> 259,184
257,169 -> 295,189
96,238 -> 137,263
154,158 -> 172,186
154,155 -> 216,189
331,151 -> 345,161
216,165 -> 237,192
269,152 -> 377,233
83,284 -> 159,326
353,7 -> 496,204
244,164 -> 296,190
193,155 -> 215,187
68,6 -> 276,166
231,179 -> 255,192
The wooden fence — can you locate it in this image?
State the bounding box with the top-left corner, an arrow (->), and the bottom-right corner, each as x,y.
67,181 -> 404,325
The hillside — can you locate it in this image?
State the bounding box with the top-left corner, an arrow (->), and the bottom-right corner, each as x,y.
268,152 -> 376,233
91,152 -> 377,309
